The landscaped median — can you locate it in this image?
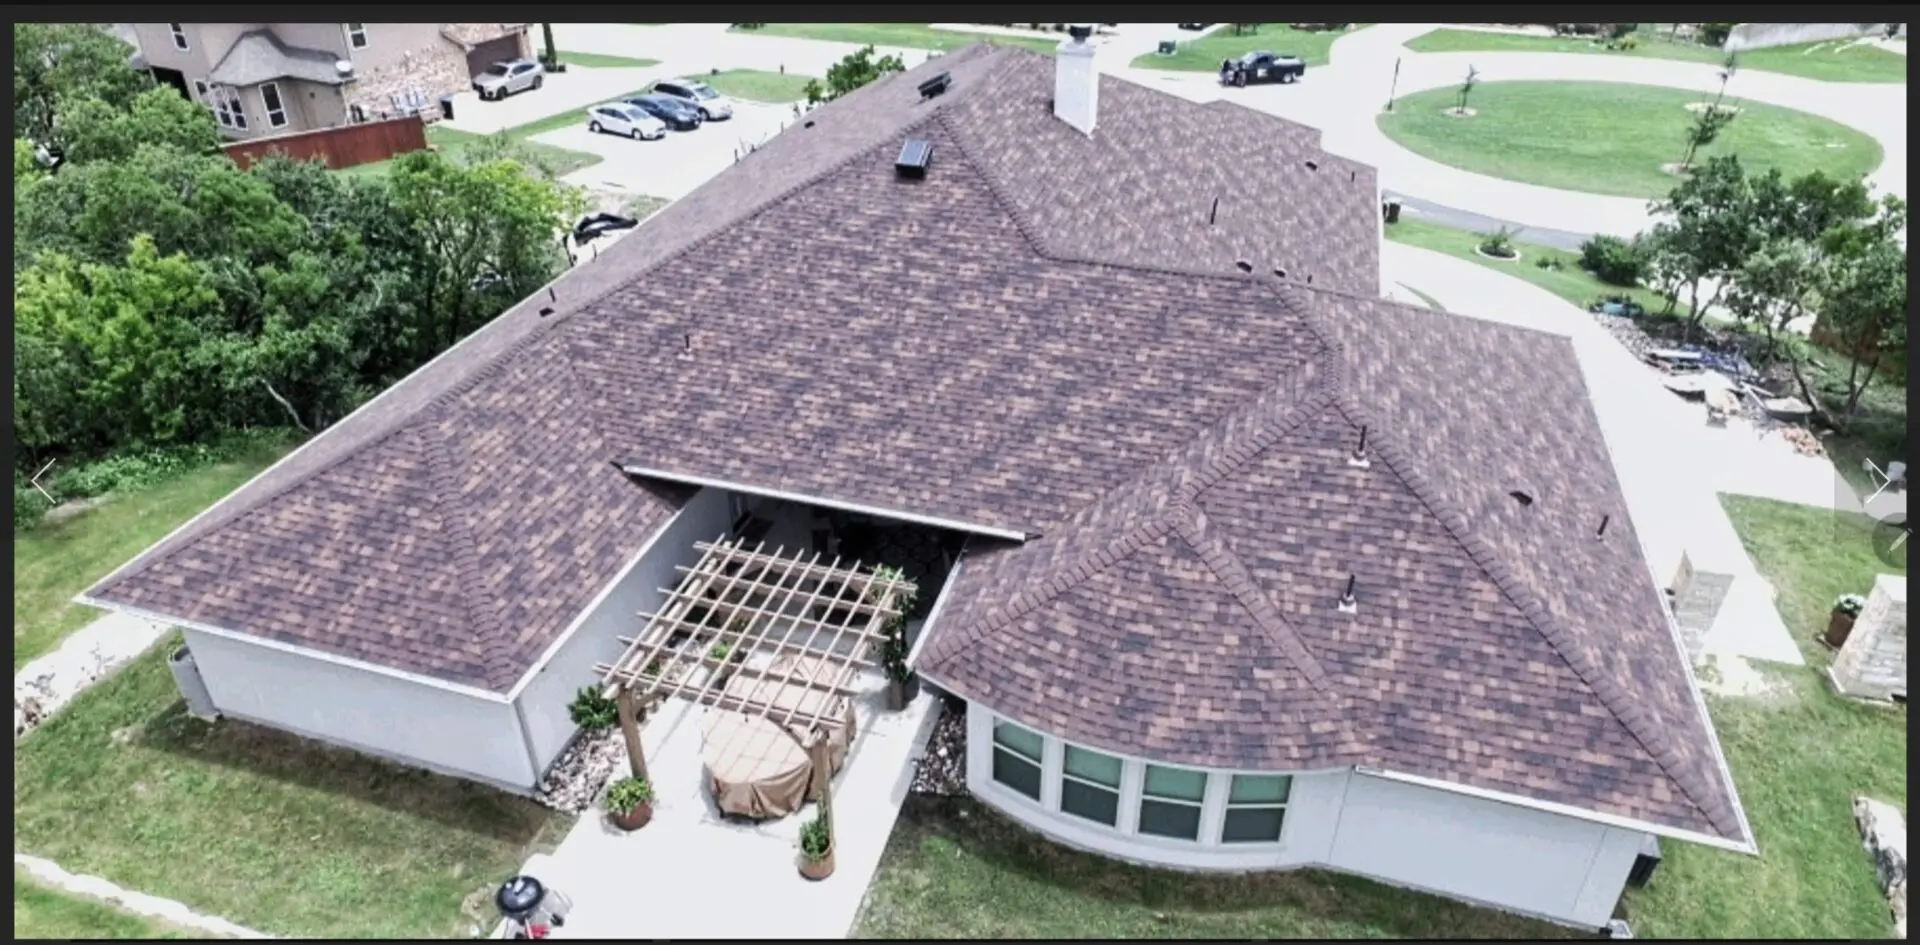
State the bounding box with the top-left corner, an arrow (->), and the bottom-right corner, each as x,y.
13,640 -> 571,938
1405,28 -> 1909,84
1129,23 -> 1362,70
1376,81 -> 1883,199
730,22 -> 1059,55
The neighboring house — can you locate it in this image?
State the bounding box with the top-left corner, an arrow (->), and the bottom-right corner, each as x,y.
81,39 -> 1756,932
127,22 -> 531,138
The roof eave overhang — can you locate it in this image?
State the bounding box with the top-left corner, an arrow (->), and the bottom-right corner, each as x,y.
614,462 -> 1037,544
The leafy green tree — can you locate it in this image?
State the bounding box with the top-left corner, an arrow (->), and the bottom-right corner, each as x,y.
60,85 -> 222,166
803,45 -> 908,104
1811,196 -> 1907,425
1647,155 -> 1758,338
13,23 -> 153,153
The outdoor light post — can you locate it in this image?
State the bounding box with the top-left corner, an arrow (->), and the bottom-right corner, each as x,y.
1386,56 -> 1401,111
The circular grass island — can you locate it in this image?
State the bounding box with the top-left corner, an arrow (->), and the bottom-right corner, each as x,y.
1377,80 -> 1884,199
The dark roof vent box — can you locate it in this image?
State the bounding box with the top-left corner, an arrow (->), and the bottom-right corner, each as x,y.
895,138 -> 934,179
918,72 -> 952,100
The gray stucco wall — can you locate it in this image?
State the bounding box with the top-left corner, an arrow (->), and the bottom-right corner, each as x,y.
510,486 -> 735,774
180,627 -> 535,790
1726,23 -> 1904,52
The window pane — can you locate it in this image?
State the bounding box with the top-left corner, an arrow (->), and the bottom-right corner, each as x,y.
1143,764 -> 1207,802
992,749 -> 1042,800
992,720 -> 1044,762
1060,779 -> 1119,825
1222,806 -> 1286,843
1137,798 -> 1202,840
1063,746 -> 1122,788
263,85 -> 282,110
1229,774 -> 1292,805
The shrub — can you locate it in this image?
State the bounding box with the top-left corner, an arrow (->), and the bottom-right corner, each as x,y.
1534,256 -> 1564,271
14,427 -> 301,533
1697,22 -> 1735,47
1579,234 -> 1650,286
799,813 -> 833,860
605,776 -> 655,813
568,685 -> 619,730
1834,593 -> 1868,616
708,640 -> 734,662
1606,35 -> 1640,51
1604,23 -> 1639,40
14,485 -> 53,533
1477,227 -> 1517,259
731,23 -> 765,30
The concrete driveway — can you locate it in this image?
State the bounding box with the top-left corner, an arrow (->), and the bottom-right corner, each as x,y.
537,101 -> 793,197
443,64 -> 670,136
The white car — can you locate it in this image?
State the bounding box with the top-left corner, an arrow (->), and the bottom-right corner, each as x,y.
586,103 -> 667,140
651,78 -> 734,121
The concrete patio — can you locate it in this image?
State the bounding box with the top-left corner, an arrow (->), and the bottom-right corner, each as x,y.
507,666 -> 941,939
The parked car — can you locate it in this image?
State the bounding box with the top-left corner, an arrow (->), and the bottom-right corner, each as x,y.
586,102 -> 667,140
1177,23 -> 1211,31
1218,51 -> 1306,87
623,93 -> 704,130
650,78 -> 734,120
473,59 -> 544,100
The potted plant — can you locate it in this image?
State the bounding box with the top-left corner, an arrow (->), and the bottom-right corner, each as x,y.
871,565 -> 920,711
568,685 -> 619,731
797,812 -> 834,880
605,776 -> 656,831
708,631 -> 747,687
1824,593 -> 1868,648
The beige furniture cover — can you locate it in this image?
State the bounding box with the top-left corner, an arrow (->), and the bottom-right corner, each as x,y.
700,653 -> 857,820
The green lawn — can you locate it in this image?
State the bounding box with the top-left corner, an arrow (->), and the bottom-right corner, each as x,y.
855,795 -> 1574,938
339,125 -> 602,179
559,51 -> 661,69
1378,81 -> 1883,199
621,194 -> 671,219
13,442 -> 295,669
729,23 -> 1059,55
15,871 -> 200,939
702,68 -> 816,103
1404,29 -> 1908,84
13,640 -> 572,938
1383,215 -> 1906,489
1620,497 -> 1905,938
1130,24 -> 1362,70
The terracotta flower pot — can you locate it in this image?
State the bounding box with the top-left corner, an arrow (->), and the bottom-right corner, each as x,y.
1824,610 -> 1858,649
885,674 -> 921,711
610,801 -> 653,832
798,844 -> 835,881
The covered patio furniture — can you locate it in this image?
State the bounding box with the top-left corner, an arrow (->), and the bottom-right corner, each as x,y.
701,652 -> 857,819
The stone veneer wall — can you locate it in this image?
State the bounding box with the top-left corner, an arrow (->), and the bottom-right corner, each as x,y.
1833,574 -> 1907,702
344,41 -> 469,122
1667,551 -> 1734,663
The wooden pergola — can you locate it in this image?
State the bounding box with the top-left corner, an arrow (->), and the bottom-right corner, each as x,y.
594,534 -> 916,824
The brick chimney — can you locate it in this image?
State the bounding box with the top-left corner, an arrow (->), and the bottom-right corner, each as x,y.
1053,24 -> 1098,136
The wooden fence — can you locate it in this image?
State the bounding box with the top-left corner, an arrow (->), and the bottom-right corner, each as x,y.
222,114 -> 429,171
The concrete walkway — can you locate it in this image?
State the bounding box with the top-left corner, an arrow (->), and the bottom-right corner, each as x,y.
15,852 -> 271,939
510,676 -> 940,939
1385,242 -> 1805,667
1116,23 -> 1907,238
15,609 -> 167,738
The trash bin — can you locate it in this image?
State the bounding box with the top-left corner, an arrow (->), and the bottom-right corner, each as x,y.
1157,40 -> 1177,55
439,95 -> 455,122
1383,200 -> 1402,224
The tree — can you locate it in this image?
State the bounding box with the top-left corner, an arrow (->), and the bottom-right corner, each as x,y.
802,45 -> 908,105
1723,235 -> 1822,362
1808,196 -> 1907,426
1455,64 -> 1481,114
1678,64 -> 1737,172
1647,155 -> 1758,338
59,85 -> 222,166
1231,24 -> 1260,37
13,23 -> 153,154
540,24 -> 558,67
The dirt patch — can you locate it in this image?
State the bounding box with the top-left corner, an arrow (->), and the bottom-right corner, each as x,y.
1660,162 -> 1696,178
1443,106 -> 1477,118
1696,652 -> 1799,707
1474,245 -> 1521,262
42,495 -> 115,525
1684,101 -> 1741,116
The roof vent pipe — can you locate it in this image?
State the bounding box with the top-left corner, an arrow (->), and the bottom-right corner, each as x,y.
1052,24 -> 1099,136
1338,574 -> 1358,614
1347,425 -> 1371,468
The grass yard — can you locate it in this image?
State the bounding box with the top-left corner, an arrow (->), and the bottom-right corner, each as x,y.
620,194 -> 671,219
558,51 -> 661,69
15,870 -> 201,939
1404,29 -> 1908,84
1384,215 -> 1671,314
1619,497 -> 1905,938
729,23 -> 1059,56
339,125 -> 602,179
702,68 -> 816,103
1377,81 -> 1883,199
13,640 -> 572,938
13,441 -> 295,669
855,795 -> 1574,938
1130,23 -> 1361,70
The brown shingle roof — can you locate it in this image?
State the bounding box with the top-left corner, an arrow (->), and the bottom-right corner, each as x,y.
84,44 -> 1746,845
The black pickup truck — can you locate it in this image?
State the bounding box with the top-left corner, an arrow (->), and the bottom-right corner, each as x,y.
1218,50 -> 1306,87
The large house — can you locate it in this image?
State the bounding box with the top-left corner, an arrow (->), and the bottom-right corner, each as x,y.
83,35 -> 1755,931
127,22 -> 532,137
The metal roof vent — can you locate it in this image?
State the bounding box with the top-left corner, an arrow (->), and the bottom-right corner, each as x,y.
1234,260 -> 1253,273
1304,159 -> 1319,171
895,139 -> 933,179
917,72 -> 952,100
1509,490 -> 1534,508
1337,574 -> 1359,614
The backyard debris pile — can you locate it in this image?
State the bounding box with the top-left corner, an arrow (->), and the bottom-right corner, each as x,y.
910,700 -> 967,796
1854,796 -> 1908,938
534,727 -> 631,814
14,649 -> 113,740
1777,426 -> 1828,458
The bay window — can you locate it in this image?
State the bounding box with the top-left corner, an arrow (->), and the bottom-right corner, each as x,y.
1137,763 -> 1206,840
1059,745 -> 1122,826
990,719 -> 1044,800
1221,774 -> 1291,843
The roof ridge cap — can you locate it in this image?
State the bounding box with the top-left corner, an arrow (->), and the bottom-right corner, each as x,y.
1171,501 -> 1332,691
972,517 -> 1179,637
1321,383 -> 1723,832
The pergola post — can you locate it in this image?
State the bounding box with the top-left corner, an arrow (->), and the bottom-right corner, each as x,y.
616,683 -> 650,782
807,728 -> 834,831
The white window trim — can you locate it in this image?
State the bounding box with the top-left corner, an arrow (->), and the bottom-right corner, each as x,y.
979,711 -> 1294,850
345,23 -> 368,49
1058,745 -> 1125,828
201,84 -> 247,131
1220,774 -> 1293,844
1136,763 -> 1207,841
170,24 -> 190,51
260,81 -> 288,128
989,720 -> 1046,803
